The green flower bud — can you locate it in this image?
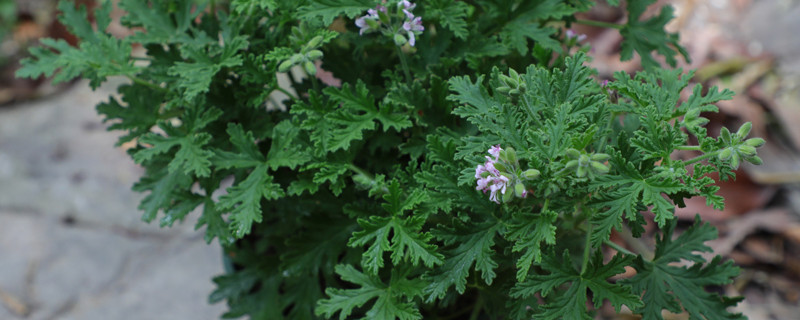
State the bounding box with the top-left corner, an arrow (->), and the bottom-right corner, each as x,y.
306,35 -> 323,49
576,165 -> 587,178
303,60 -> 317,76
746,155 -> 763,165
306,49 -> 323,60
523,169 -> 540,180
365,19 -> 380,30
591,153 -> 610,162
565,148 -> 580,159
590,161 -> 609,174
514,182 -> 525,198
277,59 -> 294,72
509,89 -> 520,96
718,148 -> 733,161
736,122 -> 752,140
719,127 -> 732,145
499,74 -> 517,88
508,68 -> 520,82
737,145 -> 757,157
745,138 -> 766,148
729,153 -> 740,170
393,33 -> 408,46
503,188 -> 514,203
496,86 -> 511,94
578,154 -> 590,165
504,147 -> 518,164
289,53 -> 304,64
493,162 -> 508,173
565,160 -> 578,170
481,171 -> 491,178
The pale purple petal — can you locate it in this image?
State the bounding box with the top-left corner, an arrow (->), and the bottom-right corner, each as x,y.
488,145 -> 502,160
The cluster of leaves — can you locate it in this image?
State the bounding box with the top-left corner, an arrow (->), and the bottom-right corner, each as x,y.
18,0 -> 756,319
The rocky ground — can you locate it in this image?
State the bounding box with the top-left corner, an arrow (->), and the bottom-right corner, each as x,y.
0,78 -> 226,320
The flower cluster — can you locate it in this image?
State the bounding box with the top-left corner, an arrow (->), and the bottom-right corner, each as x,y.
355,1 -> 424,47
475,145 -> 540,204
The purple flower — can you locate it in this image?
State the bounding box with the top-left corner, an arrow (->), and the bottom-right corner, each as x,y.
565,29 -> 587,42
488,175 -> 509,203
355,5 -> 387,35
488,145 -> 502,160
402,16 -> 424,46
398,0 -> 416,11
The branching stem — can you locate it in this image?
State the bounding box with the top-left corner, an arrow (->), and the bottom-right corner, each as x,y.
675,145 -> 702,151
580,222 -> 594,276
683,149 -> 722,166
574,19 -> 623,30
604,239 -> 635,256
128,75 -> 167,92
469,293 -> 484,320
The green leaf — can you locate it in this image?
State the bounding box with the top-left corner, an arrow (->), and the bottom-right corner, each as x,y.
217,164 -> 285,238
316,265 -> 424,320
626,216 -> 744,320
297,0 -> 374,25
620,0 -> 689,69
505,210 -> 557,281
425,220 -> 500,301
212,123 -> 265,170
511,251 -> 642,320
133,166 -> 193,223
266,120 -> 312,170
348,214 -> 443,275
427,0 -> 470,39
96,84 -> 164,146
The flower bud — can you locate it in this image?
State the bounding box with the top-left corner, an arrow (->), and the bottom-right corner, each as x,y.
493,162 -> 508,173
591,153 -> 610,162
719,127 -> 732,145
590,161 -> 609,174
523,169 -> 540,180
504,147 -> 518,164
496,86 -> 511,94
503,188 -> 514,203
303,60 -> 317,76
365,18 -> 380,30
565,148 -> 580,159
745,138 -> 765,148
576,165 -> 587,178
565,160 -> 578,170
718,148 -> 732,161
277,59 -> 294,72
306,49 -> 323,60
737,145 -> 757,157
736,122 -> 752,139
514,182 -> 525,198
306,35 -> 323,49
729,154 -> 740,170
746,155 -> 763,165
509,89 -> 520,96
393,33 -> 408,46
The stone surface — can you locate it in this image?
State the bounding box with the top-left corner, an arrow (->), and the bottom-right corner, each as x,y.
0,79 -> 226,319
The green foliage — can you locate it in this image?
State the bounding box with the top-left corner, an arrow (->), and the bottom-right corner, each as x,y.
18,0 -> 759,319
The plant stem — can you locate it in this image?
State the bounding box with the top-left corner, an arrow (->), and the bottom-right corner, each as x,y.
574,19 -> 623,30
580,223 -> 594,276
620,224 -> 654,260
683,149 -> 721,166
396,46 -> 412,83
348,164 -> 389,194
675,145 -> 702,151
604,239 -> 635,256
272,86 -> 298,103
128,75 -> 167,92
469,293 -> 484,320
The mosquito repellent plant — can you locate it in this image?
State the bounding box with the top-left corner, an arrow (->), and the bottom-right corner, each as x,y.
19,0 -> 759,318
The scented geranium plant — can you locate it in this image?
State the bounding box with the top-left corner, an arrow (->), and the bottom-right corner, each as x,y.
18,0 -> 762,319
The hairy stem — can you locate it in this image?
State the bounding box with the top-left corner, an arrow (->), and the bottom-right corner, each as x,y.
683,149 -> 722,166
128,75 -> 167,92
469,293 -> 484,320
580,223 -> 594,275
396,46 -> 412,83
604,239 -> 635,256
574,19 -> 623,30
675,145 -> 702,151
